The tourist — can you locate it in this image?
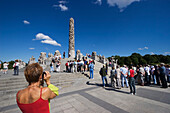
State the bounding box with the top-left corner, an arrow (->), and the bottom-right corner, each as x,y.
106,63 -> 108,75
74,60 -> 77,73
115,65 -> 121,89
80,60 -> 84,72
16,63 -> 59,113
71,61 -> 74,73
89,61 -> 94,79
84,59 -> 88,72
52,57 -> 55,64
59,54 -> 62,60
99,65 -> 108,87
165,65 -> 170,86
151,66 -> 157,84
144,65 -> 151,85
120,65 -> 129,88
128,66 -> 136,95
13,60 -> 20,75
63,52 -> 65,59
110,66 -> 116,88
154,65 -> 160,85
56,61 -> 60,72
3,62 -> 9,74
139,65 -> 145,86
77,61 -> 80,72
92,60 -> 95,65
136,65 -> 141,85
50,62 -> 54,73
69,60 -> 73,72
133,66 -> 137,80
65,61 -> 69,72
159,63 -> 168,88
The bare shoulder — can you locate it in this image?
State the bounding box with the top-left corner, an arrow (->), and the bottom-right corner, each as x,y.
41,87 -> 51,100
17,88 -> 26,96
42,87 -> 51,93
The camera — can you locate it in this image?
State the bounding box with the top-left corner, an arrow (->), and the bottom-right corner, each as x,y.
41,72 -> 46,87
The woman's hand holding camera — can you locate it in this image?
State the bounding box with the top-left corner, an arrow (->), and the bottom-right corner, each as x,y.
44,71 -> 51,86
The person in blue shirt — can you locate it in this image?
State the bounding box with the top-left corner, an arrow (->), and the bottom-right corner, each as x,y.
159,63 -> 168,88
89,61 -> 94,79
120,65 -> 129,88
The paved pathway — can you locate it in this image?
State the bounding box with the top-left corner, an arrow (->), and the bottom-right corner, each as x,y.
0,67 -> 170,113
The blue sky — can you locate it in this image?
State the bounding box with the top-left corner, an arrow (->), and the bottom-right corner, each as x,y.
0,0 -> 170,62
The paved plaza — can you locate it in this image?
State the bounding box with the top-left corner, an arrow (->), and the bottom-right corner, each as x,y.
0,68 -> 170,113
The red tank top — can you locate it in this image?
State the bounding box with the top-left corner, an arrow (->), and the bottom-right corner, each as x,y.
129,69 -> 134,77
17,88 -> 50,113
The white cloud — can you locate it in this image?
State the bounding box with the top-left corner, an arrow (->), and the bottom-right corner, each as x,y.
150,52 -> 155,55
41,40 -> 61,46
138,47 -> 149,50
138,48 -> 143,50
29,48 -> 35,50
59,4 -> 68,11
94,0 -> 102,5
107,0 -> 141,12
144,47 -> 148,49
23,20 -> 30,24
164,52 -> 170,55
34,33 -> 51,40
58,0 -> 67,4
53,4 -> 68,11
33,33 -> 61,47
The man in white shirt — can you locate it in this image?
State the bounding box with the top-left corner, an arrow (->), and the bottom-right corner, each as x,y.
139,65 -> 145,86
144,65 -> 151,85
3,62 -> 9,74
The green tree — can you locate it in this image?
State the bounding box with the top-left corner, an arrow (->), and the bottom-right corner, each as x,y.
161,56 -> 170,64
131,53 -> 142,59
119,57 -> 125,66
139,58 -> 147,65
130,56 -> 139,66
8,61 -> 15,69
124,57 -> 132,66
143,54 -> 155,64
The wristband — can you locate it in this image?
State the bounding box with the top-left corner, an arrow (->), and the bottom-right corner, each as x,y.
48,84 -> 59,96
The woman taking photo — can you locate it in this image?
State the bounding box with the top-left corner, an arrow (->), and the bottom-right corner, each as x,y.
16,63 -> 58,113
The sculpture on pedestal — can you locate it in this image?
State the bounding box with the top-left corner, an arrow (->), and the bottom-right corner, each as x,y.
68,18 -> 75,58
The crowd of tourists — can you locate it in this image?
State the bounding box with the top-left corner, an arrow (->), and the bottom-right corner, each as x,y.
50,55 -> 61,73
99,63 -> 170,95
0,60 -> 20,75
65,59 -> 95,74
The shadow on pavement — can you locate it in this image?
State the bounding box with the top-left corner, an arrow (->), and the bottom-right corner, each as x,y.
86,81 -> 103,87
105,87 -> 130,94
83,73 -> 90,79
